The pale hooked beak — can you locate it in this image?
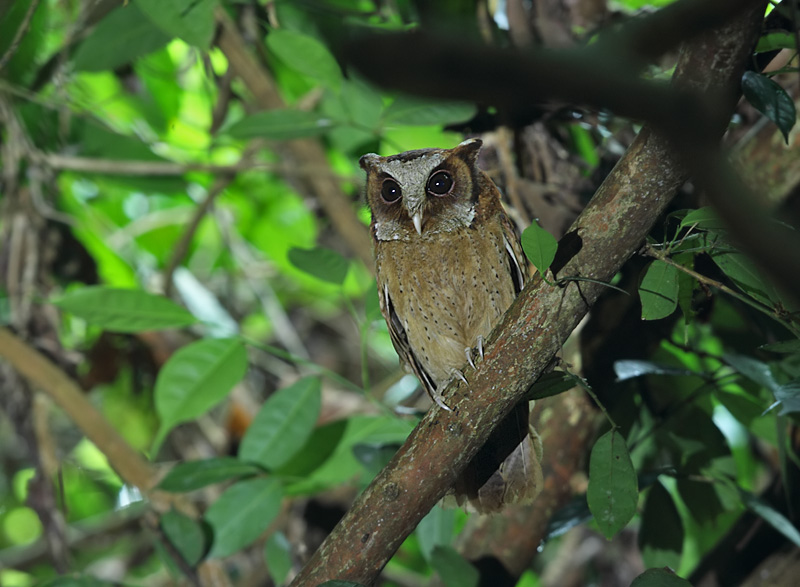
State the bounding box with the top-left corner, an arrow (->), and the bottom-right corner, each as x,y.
412,212 -> 423,235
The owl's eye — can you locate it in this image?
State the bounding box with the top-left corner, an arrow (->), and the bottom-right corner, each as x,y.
381,179 -> 402,204
427,170 -> 453,196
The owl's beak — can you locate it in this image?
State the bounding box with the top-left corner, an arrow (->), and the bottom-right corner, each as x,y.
412,212 -> 423,235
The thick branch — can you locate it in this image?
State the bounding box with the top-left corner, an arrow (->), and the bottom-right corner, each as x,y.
291,2 -> 766,585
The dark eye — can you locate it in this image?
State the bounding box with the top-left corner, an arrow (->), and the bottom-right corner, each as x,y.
381,179 -> 402,204
427,170 -> 453,196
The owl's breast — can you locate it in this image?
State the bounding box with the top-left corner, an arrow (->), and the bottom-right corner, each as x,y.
376,222 -> 517,389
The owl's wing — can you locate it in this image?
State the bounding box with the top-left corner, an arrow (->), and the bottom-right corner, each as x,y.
379,282 -> 442,405
500,212 -> 527,295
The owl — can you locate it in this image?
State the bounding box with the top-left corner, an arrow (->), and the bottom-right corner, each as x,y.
360,138 -> 543,513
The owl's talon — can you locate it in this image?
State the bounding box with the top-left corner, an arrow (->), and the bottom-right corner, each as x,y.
452,369 -> 468,385
432,391 -> 453,412
465,347 -> 476,370
477,335 -> 485,360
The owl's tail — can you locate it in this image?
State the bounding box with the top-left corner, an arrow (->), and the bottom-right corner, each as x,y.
443,402 -> 543,514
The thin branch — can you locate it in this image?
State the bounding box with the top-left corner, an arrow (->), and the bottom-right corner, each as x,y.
291,2 -> 766,584
0,0 -> 42,72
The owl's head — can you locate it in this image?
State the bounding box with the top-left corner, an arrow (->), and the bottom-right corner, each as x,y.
360,138 -> 484,241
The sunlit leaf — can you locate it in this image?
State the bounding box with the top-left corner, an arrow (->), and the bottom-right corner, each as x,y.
206,477 -> 283,558
679,207 -> 726,231
742,71 -> 797,143
154,338 -> 248,450
267,30 -> 343,91
158,457 -> 260,492
383,96 -> 476,126
288,247 -> 350,285
521,221 -> 557,276
264,531 -> 292,586
431,546 -> 479,587
227,110 -> 335,140
53,286 -> 197,332
631,568 -> 692,587
161,509 -> 206,565
137,0 -> 217,48
755,32 -> 797,53
639,260 -> 679,320
72,4 -> 170,71
239,377 -> 322,470
587,429 -> 638,539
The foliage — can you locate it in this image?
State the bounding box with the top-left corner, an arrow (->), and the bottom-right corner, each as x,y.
0,0 -> 799,586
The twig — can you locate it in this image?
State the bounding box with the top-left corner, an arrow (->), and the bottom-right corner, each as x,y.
0,0 -> 42,72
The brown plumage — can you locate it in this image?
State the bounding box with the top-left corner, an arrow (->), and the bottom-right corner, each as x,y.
360,138 -> 543,513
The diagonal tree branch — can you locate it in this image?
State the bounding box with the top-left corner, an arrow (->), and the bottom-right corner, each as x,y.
291,2 -> 767,584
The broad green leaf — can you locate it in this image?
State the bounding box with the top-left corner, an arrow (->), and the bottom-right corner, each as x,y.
154,338 -> 248,450
72,4 -> 170,71
569,124 -> 599,169
614,360 -> 694,381
761,340 -> 800,354
52,287 -> 196,332
524,371 -> 575,401
158,457 -> 261,492
417,507 -> 456,562
739,489 -> 800,547
273,419 -> 347,478
136,0 -> 217,48
352,442 -> 401,477
521,221 -> 557,276
364,284 -> 382,322
383,96 -> 477,126
755,32 -> 797,53
227,110 -> 335,141
161,509 -> 206,565
587,429 -> 638,539
267,30 -> 343,91
239,377 -> 322,470
206,477 -> 283,558
431,546 -> 479,587
638,482 -> 683,570
742,71 -> 797,143
639,260 -> 679,320
264,531 -> 292,586
288,247 -> 350,285
711,248 -> 781,307
631,568 -> 692,587
724,353 -> 780,393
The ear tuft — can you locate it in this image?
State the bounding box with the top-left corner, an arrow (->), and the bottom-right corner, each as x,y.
359,153 -> 380,171
455,138 -> 482,165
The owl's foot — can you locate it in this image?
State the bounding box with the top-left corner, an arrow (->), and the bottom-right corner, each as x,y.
465,347 -> 476,370
477,335 -> 485,360
452,368 -> 468,385
431,389 -> 453,412
464,336 -> 486,371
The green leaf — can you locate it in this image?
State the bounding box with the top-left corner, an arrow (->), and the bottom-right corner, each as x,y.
38,577 -> 115,587
742,71 -> 797,143
431,546 -> 479,587
638,482 -> 683,570
352,442 -> 401,476
417,507 -> 456,562
158,457 -> 261,492
520,221 -> 557,276
524,371 -> 575,401
52,286 -> 196,332
206,477 -> 283,558
161,509 -> 206,565
678,206 -> 726,231
711,248 -> 781,307
273,419 -> 347,479
227,110 -> 335,141
72,4 -> 170,71
761,340 -> 800,354
266,30 -> 343,91
614,360 -> 694,381
677,478 -> 725,525
639,260 -> 679,320
287,247 -> 350,285
755,32 -> 797,53
724,353 -> 780,393
383,96 -> 477,126
136,0 -> 217,48
587,429 -> 638,539
154,338 -> 248,450
773,380 -> 800,415
739,489 -> 800,548
264,531 -> 292,586
631,568 -> 692,587
239,377 -> 322,470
